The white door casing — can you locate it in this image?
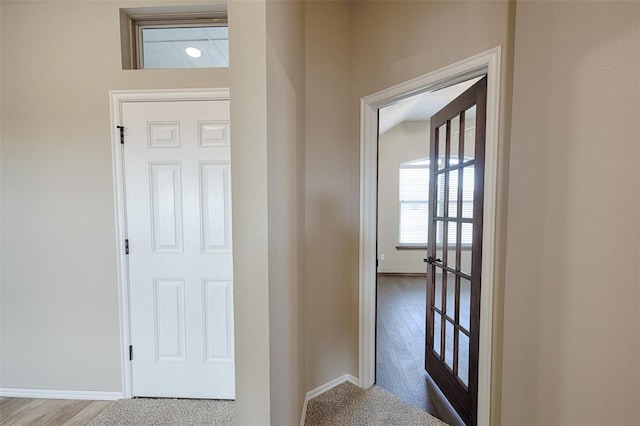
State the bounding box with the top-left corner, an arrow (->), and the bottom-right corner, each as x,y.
111,90 -> 234,399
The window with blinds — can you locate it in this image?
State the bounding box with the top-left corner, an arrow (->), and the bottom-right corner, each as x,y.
399,159 -> 429,246
398,158 -> 474,247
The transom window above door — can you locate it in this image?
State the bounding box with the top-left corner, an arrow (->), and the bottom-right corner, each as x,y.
120,7 -> 228,70
138,23 -> 228,69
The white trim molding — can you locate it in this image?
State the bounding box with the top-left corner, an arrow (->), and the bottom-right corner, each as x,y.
300,374 -> 359,426
358,47 -> 501,425
109,88 -> 230,398
0,388 -> 122,400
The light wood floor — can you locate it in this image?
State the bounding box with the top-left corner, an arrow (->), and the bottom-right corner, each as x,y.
376,273 -> 442,420
0,397 -> 112,425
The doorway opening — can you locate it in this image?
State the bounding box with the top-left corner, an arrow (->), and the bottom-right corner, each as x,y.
376,76 -> 482,425
359,48 -> 501,425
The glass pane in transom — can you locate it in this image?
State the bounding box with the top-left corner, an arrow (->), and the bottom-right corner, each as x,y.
142,26 -> 229,69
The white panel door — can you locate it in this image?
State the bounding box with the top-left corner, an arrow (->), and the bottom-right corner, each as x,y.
122,100 -> 234,399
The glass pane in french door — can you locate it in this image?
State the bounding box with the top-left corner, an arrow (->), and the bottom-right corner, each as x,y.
437,124 -> 447,170
450,115 -> 460,164
463,105 -> 476,161
458,331 -> 470,386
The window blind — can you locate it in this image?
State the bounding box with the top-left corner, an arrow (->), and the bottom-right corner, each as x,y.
399,166 -> 429,245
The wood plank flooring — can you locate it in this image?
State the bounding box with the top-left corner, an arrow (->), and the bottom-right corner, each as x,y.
376,273 -> 442,420
0,397 -> 112,425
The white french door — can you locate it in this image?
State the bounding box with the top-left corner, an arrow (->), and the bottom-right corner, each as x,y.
122,99 -> 234,399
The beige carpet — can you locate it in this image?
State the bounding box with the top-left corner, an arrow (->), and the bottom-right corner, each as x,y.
305,382 -> 448,425
88,398 -> 234,425
88,382 -> 445,425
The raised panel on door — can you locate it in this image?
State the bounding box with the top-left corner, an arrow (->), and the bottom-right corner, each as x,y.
198,121 -> 230,147
203,279 -> 234,363
148,122 -> 181,148
154,278 -> 186,361
149,162 -> 183,253
200,162 -> 231,253
123,99 -> 234,399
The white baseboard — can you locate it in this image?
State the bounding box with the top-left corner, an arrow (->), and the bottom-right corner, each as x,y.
300,374 -> 359,426
0,387 -> 123,400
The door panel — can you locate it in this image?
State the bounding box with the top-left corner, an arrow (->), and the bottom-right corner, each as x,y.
123,100 -> 234,399
426,77 -> 486,425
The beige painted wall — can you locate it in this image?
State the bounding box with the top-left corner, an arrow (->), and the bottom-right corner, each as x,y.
502,2 -> 640,424
0,0 -> 228,392
265,0 -> 306,423
304,0 -> 351,392
226,0 -> 272,423
349,1 -> 515,420
377,121 -> 430,274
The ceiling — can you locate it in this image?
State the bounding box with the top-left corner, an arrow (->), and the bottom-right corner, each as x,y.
379,77 -> 482,134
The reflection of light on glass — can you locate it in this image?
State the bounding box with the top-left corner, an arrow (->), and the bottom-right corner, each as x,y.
185,47 -> 202,58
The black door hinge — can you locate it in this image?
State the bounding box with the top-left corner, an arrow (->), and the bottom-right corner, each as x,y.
125,239 -> 129,255
129,345 -> 133,361
117,125 -> 124,144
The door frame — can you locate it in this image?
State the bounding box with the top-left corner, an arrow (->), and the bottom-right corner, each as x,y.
359,48 -> 501,424
109,88 -> 230,398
